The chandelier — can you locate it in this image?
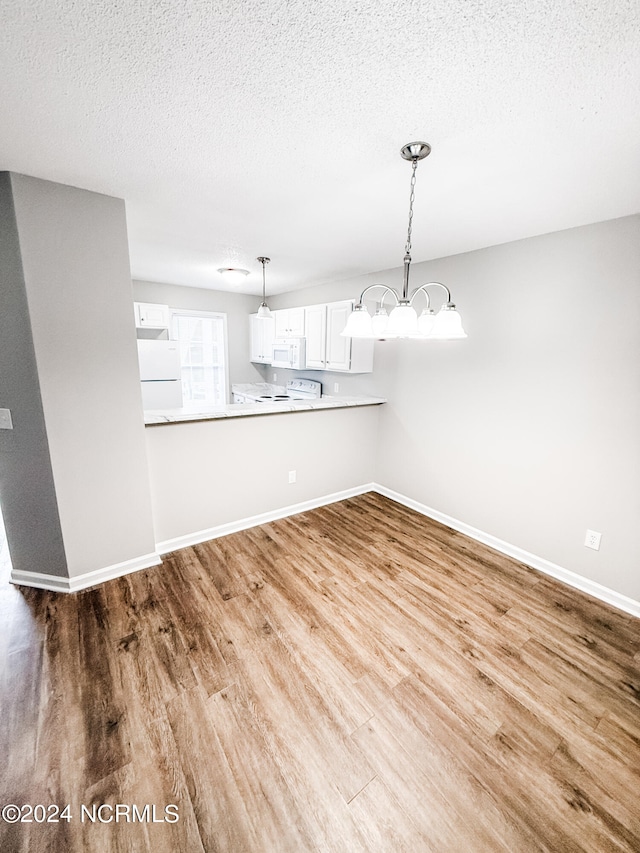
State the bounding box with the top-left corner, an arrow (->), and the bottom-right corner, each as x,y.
342,142 -> 467,340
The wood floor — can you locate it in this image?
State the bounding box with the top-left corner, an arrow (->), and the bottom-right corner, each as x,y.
1,493 -> 639,852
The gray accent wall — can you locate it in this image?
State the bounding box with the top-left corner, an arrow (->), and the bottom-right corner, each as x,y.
381,215 -> 640,602
0,173 -> 68,577
0,173 -> 157,581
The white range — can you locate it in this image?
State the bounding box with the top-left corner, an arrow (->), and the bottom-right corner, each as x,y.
234,379 -> 322,405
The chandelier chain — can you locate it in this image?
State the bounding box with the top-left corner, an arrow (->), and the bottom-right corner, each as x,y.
404,159 -> 418,257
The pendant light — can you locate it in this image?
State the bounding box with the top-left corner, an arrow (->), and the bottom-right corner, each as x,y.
256,256 -> 272,319
342,142 -> 467,340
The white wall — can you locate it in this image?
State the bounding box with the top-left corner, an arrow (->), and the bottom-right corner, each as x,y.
145,406 -> 380,547
2,173 -> 157,582
132,279 -> 265,390
379,216 -> 640,602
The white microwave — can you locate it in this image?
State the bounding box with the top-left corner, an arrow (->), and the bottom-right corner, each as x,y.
271,337 -> 306,369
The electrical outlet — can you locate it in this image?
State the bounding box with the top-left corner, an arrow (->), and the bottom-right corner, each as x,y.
273,372 -> 277,382
333,382 -> 340,393
584,529 -> 601,551
288,470 -> 297,484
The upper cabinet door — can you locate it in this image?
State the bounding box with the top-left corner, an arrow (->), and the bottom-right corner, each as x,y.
250,314 -> 275,363
304,304 -> 327,368
134,302 -> 170,329
325,300 -> 353,370
273,309 -> 288,338
288,307 -> 305,336
274,307 -> 305,338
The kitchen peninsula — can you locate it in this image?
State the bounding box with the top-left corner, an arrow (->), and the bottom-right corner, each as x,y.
144,391 -> 385,425
144,383 -> 386,426
142,389 -> 383,552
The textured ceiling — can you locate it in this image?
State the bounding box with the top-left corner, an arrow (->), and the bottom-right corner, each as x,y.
1,0 -> 639,295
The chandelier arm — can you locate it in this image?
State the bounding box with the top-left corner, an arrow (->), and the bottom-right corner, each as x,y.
356,284 -> 400,309
409,281 -> 452,307
402,255 -> 411,302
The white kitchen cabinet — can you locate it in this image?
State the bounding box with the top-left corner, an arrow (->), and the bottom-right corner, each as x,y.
249,313 -> 275,363
304,304 -> 327,369
304,300 -> 374,373
134,302 -> 170,329
274,307 -> 305,338
325,301 -> 353,370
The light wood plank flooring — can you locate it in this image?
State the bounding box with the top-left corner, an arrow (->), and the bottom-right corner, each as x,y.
1,492 -> 639,852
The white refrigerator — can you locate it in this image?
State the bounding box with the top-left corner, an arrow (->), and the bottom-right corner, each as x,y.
137,340 -> 183,408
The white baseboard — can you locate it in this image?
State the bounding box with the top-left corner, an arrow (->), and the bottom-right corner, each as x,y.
11,484 -> 639,618
373,484 -> 640,619
155,483 -> 377,554
10,551 -> 162,594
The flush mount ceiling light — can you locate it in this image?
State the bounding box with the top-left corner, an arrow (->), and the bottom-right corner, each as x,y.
256,256 -> 272,319
342,142 -> 467,341
217,267 -> 250,285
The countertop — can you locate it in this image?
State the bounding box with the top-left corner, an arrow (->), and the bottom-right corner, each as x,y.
144,394 -> 386,425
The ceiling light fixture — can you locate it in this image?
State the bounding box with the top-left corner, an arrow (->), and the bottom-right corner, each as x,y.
256,256 -> 272,319
217,267 -> 249,286
342,142 -> 467,340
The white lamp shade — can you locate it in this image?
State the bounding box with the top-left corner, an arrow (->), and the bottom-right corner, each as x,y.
387,304 -> 418,337
256,303 -> 272,319
430,305 -> 467,339
341,307 -> 374,338
371,308 -> 389,337
416,309 -> 436,337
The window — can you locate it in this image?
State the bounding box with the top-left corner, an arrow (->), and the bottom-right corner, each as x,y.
171,310 -> 228,406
